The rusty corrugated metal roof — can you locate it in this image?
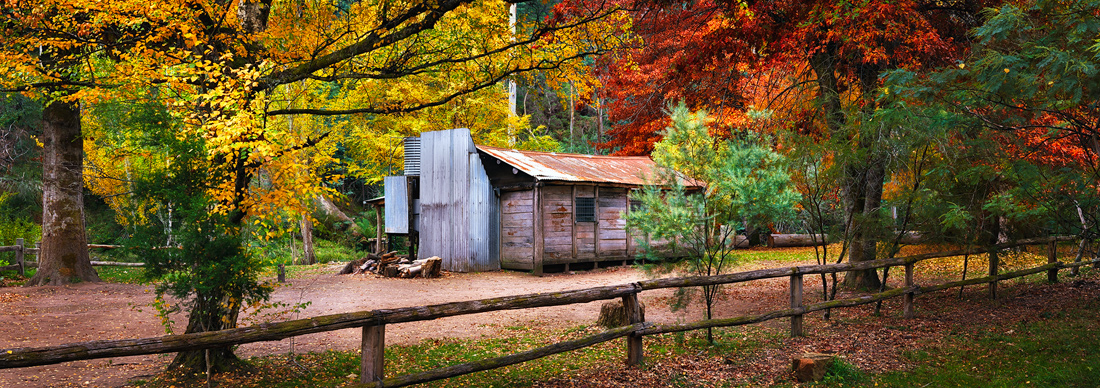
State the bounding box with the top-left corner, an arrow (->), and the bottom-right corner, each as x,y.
477,145 -> 701,188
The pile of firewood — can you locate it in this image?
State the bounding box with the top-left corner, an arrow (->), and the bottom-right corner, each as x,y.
338,252 -> 443,278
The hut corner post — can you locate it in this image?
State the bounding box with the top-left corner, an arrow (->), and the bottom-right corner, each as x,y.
533,184 -> 544,276
789,273 -> 803,337
361,324 -> 385,384
623,293 -> 644,366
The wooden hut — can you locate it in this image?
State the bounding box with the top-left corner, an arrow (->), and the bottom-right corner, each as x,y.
385,128 -> 700,274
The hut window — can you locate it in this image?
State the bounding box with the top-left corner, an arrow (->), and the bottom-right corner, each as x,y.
629,199 -> 643,212
575,197 -> 596,222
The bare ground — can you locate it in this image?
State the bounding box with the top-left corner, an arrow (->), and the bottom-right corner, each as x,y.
2,263 -> 770,388
2,257 -> 1097,388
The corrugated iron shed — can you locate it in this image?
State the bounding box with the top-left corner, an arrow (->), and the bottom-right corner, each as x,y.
476,145 -> 702,188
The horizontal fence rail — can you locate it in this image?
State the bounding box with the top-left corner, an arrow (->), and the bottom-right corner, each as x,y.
2,236 -> 1097,388
0,240 -> 143,273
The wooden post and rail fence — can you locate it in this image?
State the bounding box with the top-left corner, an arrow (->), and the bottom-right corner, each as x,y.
0,240 -> 142,275
1,236 -> 1098,387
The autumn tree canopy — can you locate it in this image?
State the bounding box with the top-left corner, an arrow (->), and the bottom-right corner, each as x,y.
2,0 -> 628,372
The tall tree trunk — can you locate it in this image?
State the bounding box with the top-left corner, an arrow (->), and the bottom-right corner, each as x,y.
300,215 -> 315,265
811,46 -> 884,290
27,98 -> 99,286
169,291 -> 247,373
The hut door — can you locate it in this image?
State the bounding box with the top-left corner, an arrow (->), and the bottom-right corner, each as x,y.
573,186 -> 597,260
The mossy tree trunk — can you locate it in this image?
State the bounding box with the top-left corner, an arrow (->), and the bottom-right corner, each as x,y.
28,98 -> 100,286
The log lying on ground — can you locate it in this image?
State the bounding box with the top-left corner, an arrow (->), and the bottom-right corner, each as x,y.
396,257 -> 443,278
767,234 -> 828,248
896,231 -> 923,244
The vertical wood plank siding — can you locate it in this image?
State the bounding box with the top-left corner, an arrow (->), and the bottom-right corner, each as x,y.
500,191 -> 534,270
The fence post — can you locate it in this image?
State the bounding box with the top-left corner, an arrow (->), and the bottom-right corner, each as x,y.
789,273 -> 803,337
1047,240 -> 1058,283
622,293 -> 644,366
903,263 -> 914,319
15,238 -> 25,276
361,324 -> 385,385
988,248 -> 999,299
1071,239 -> 1084,277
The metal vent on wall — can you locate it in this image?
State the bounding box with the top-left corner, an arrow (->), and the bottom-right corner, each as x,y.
575,197 -> 596,222
404,136 -> 421,176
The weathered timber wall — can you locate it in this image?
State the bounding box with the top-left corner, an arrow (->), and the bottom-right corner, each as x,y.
500,190 -> 534,270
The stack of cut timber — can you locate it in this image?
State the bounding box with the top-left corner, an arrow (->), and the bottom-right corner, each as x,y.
337,252 -> 443,278
338,251 -> 399,275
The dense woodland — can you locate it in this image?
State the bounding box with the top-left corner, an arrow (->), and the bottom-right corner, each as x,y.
1,0 -> 1098,376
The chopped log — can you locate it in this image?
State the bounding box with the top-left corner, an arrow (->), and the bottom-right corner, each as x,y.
383,264 -> 400,278
401,265 -> 422,278
767,234 -> 828,248
420,257 -> 442,278
792,353 -> 835,382
595,299 -> 645,328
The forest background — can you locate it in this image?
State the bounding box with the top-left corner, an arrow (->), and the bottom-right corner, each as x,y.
1,0 -> 1098,376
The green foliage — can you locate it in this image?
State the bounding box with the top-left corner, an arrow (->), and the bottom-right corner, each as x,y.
118,111 -> 272,338
878,0 -> 1100,245
627,102 -> 798,343
821,358 -> 865,385
0,212 -> 40,247
0,93 -> 43,221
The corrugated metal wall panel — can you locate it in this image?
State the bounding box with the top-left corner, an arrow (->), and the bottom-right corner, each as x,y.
413,128 -> 501,272
468,151 -> 495,271
445,129 -> 462,271
420,131 -> 441,260
383,176 -> 408,233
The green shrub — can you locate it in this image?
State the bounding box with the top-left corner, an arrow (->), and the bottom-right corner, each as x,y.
0,215 -> 40,247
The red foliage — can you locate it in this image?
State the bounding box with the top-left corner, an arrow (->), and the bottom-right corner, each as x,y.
594,0 -> 989,154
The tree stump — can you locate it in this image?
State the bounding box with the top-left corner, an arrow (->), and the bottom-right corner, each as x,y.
792,353 -> 834,382
595,299 -> 645,328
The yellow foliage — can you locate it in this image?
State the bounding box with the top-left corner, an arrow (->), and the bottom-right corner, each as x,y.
7,0 -> 630,234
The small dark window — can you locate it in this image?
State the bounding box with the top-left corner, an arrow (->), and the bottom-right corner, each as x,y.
575,197 -> 596,222
629,199 -> 643,212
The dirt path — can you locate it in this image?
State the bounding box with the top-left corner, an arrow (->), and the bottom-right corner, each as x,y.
2,263 -> 798,388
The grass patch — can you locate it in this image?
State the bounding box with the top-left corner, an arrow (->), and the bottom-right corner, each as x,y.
313,238 -> 361,264
864,302 -> 1100,387
95,266 -> 149,284
133,324 -> 784,388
